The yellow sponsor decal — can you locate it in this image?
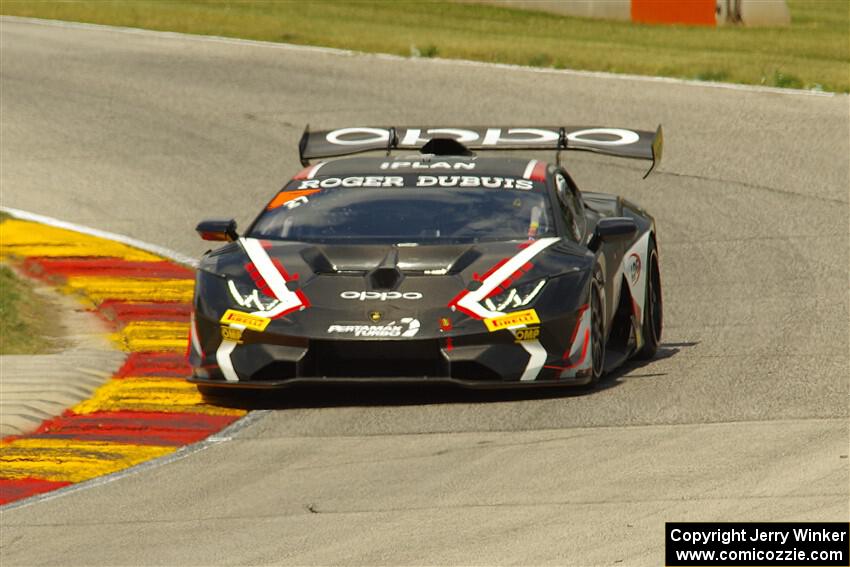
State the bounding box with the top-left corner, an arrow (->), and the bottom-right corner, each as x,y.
221,326 -> 244,343
483,308 -> 540,332
512,327 -> 541,342
220,309 -> 270,331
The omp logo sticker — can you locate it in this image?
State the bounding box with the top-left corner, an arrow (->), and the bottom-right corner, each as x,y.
219,309 -> 270,332
484,309 -> 540,332
327,317 -> 420,338
512,327 -> 541,342
626,253 -> 642,286
220,327 -> 244,343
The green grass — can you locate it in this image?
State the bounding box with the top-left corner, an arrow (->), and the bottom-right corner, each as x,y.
0,213 -> 64,354
1,1 -> 848,92
0,264 -> 65,354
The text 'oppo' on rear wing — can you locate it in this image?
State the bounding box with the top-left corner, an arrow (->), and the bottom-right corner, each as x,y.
298,126 -> 663,177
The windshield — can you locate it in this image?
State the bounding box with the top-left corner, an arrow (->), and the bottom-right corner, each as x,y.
249,180 -> 556,244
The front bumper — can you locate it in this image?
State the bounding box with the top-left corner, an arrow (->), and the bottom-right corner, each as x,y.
189,335 -> 593,389
188,373 -> 592,390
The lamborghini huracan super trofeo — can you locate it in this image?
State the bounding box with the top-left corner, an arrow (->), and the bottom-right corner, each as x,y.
188,126 -> 664,389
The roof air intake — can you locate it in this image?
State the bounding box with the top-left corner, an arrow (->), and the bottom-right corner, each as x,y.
420,138 -> 475,157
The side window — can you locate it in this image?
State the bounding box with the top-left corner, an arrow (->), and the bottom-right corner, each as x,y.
555,172 -> 585,242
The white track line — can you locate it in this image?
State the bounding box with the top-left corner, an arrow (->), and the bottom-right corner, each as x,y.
0,15 -> 838,98
0,206 -> 198,267
0,411 -> 270,512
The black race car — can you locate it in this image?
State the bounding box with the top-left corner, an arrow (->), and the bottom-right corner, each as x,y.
188,126 -> 663,390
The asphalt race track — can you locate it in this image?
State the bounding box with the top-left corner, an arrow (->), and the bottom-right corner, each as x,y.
1,17 -> 848,566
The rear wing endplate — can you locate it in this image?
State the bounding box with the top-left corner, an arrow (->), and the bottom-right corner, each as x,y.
299,125 -> 663,177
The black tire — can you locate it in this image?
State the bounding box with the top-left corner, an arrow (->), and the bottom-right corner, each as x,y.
636,238 -> 663,360
588,266 -> 606,385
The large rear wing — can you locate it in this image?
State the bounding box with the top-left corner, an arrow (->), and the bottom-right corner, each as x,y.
298,125 -> 663,177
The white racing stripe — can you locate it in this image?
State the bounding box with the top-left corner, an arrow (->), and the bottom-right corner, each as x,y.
454,237 -> 559,319
518,339 -> 547,381
189,312 -> 203,356
451,236 -> 560,382
215,237 -> 310,381
240,237 -> 305,317
215,335 -> 241,382
522,160 -> 538,180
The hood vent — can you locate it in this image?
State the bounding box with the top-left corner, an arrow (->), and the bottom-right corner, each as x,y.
370,266 -> 404,290
369,248 -> 403,290
300,246 -> 336,274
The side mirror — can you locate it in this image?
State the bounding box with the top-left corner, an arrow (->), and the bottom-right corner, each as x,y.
196,219 -> 238,242
589,217 -> 637,251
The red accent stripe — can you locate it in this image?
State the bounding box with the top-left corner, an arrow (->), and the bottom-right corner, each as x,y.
271,259 -> 292,281
294,289 -> 311,308
530,161 -> 548,181
562,304 -> 589,359
22,258 -> 193,280
291,165 -> 314,180
546,328 -> 590,371
453,303 -> 481,319
0,479 -> 72,505
115,352 -> 192,378
33,411 -> 240,446
245,262 -> 275,299
477,258 -> 508,282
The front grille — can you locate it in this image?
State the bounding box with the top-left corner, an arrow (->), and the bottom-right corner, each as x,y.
252,361 -> 297,381
305,339 -> 446,378
448,361 -> 503,382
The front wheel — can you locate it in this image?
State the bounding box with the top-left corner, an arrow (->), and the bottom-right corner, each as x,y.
636,239 -> 663,360
588,266 -> 606,385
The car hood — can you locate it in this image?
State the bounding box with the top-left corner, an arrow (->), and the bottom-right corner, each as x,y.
200,237 -> 591,338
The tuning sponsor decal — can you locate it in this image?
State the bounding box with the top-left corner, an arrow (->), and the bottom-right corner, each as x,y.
327,318 -> 421,338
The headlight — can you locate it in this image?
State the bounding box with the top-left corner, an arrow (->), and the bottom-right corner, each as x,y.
226,279 -> 280,313
482,279 -> 546,313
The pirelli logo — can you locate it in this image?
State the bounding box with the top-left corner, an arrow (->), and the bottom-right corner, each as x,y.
220,309 -> 271,332
483,309 -> 540,332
